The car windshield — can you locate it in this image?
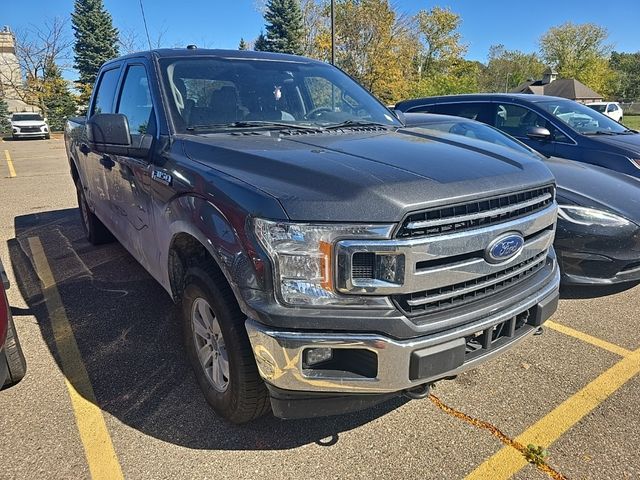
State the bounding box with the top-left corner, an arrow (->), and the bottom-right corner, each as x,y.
12,114 -> 43,121
416,119 -> 544,160
587,104 -> 607,113
537,99 -> 628,134
159,56 -> 401,132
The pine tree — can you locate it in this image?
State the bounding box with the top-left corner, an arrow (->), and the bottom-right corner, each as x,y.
254,31 -> 268,51
238,38 -> 248,51
0,99 -> 11,134
262,0 -> 304,55
42,63 -> 78,131
71,0 -> 119,86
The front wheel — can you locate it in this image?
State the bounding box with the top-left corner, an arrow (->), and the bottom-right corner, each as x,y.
180,263 -> 270,423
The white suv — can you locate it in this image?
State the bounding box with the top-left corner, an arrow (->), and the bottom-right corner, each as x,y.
587,102 -> 624,123
10,113 -> 50,140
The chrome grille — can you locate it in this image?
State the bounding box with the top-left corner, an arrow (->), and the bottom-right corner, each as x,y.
396,186 -> 554,238
393,252 -> 548,316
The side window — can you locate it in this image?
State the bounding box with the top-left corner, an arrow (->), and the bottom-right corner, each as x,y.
494,104 -> 548,138
116,65 -> 154,135
91,68 -> 120,116
407,104 -> 437,114
437,103 -> 491,122
305,77 -> 342,111
607,104 -> 616,113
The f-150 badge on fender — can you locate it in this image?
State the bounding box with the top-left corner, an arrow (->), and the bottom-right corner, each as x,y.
152,170 -> 172,186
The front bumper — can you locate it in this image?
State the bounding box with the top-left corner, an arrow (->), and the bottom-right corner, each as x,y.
13,129 -> 48,138
555,220 -> 640,285
246,263 -> 559,395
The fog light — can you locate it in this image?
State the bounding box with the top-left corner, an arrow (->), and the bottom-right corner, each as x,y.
304,347 -> 333,366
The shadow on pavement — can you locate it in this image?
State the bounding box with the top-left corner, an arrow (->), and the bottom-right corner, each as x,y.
8,208 -> 406,451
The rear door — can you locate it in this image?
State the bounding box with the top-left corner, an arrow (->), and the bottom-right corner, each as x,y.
110,62 -> 158,269
84,65 -> 122,229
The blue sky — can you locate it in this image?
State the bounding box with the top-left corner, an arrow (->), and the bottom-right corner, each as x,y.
4,0 -> 640,80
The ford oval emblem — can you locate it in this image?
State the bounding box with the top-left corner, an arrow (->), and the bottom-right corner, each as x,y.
485,233 -> 524,264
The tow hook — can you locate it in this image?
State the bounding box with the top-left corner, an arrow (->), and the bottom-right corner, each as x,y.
534,326 -> 544,336
404,383 -> 432,400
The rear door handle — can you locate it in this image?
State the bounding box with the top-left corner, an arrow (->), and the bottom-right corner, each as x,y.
79,143 -> 90,155
99,155 -> 115,170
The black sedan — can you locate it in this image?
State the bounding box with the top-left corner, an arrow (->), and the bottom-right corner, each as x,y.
396,94 -> 640,179
401,113 -> 640,287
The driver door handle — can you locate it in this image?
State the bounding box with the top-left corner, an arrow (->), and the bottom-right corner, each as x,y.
79,143 -> 90,155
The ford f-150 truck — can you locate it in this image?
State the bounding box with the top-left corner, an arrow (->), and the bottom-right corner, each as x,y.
64,48 -> 560,423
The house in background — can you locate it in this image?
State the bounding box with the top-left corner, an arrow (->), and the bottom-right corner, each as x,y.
0,26 -> 38,113
511,67 -> 603,103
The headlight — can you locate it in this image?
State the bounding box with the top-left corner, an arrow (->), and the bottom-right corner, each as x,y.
631,159 -> 640,170
254,218 -> 393,307
558,205 -> 631,227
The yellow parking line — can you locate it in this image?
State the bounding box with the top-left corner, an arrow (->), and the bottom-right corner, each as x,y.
466,347 -> 640,480
27,237 -> 124,480
4,149 -> 16,178
546,320 -> 632,357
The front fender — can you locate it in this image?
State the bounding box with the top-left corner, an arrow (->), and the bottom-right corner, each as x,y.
158,194 -> 274,316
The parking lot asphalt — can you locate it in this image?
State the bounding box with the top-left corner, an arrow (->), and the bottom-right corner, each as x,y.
0,136 -> 639,479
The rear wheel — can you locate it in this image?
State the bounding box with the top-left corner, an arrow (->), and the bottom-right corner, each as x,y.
75,181 -> 113,245
180,262 -> 270,423
3,313 -> 26,387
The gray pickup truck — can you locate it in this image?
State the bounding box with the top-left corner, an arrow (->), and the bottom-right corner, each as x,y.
65,48 -> 560,423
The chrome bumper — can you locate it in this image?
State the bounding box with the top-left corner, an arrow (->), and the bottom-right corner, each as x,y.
246,263 -> 560,394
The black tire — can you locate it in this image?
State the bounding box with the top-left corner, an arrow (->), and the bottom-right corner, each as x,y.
181,262 -> 270,423
45,134 -> 50,140
75,181 -> 114,245
3,312 -> 27,387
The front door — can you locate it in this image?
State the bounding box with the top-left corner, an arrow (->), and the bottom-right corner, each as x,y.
492,103 -> 557,157
110,63 -> 158,273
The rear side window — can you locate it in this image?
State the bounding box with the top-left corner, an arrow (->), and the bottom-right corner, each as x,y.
91,68 -> 120,116
406,104 -> 437,114
117,65 -> 154,135
436,103 -> 492,122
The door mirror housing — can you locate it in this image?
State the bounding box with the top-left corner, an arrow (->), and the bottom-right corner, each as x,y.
87,113 -> 151,157
526,126 -> 552,141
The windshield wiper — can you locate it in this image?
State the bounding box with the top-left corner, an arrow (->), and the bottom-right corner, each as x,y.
323,120 -> 391,130
187,121 -> 322,131
583,130 -> 615,136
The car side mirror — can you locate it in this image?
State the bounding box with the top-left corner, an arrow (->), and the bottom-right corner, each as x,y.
393,109 -> 406,124
87,113 -> 151,157
526,126 -> 552,141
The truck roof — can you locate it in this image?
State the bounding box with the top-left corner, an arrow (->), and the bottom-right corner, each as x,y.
102,47 -> 323,68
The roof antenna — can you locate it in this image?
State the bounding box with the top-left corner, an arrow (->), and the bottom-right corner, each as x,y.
139,0 -> 153,50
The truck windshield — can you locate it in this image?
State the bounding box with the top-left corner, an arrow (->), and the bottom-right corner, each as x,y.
159,56 -> 401,132
12,114 -> 44,121
537,99 -> 629,135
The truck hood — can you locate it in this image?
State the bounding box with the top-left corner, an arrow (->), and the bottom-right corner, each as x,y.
182,127 -> 555,222
545,156 -> 640,224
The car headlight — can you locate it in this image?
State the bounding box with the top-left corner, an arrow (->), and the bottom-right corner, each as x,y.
254,218 -> 393,307
631,159 -> 640,170
558,205 -> 631,227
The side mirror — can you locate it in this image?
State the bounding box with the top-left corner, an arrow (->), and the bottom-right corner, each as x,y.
87,113 -> 151,157
393,109 -> 406,125
526,126 -> 552,141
